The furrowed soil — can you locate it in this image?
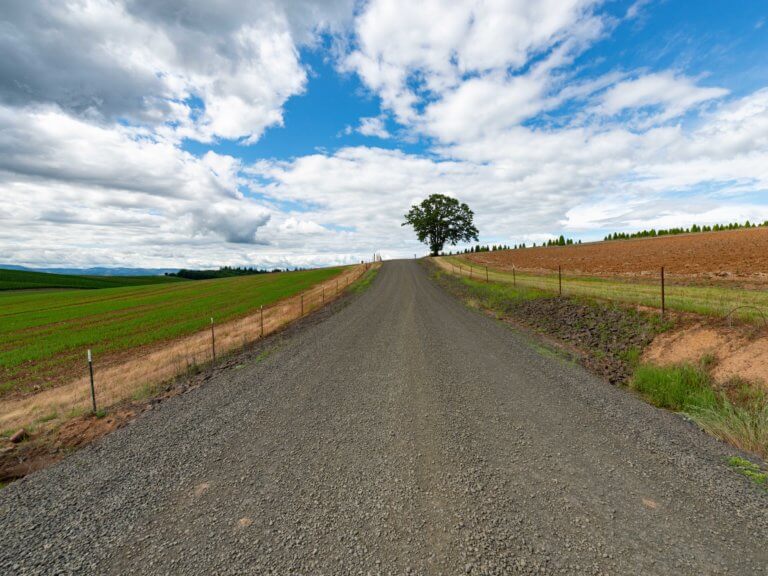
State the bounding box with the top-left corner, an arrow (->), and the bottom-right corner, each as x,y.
464,227 -> 768,285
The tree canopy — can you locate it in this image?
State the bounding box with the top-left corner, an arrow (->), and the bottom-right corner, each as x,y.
402,194 -> 479,256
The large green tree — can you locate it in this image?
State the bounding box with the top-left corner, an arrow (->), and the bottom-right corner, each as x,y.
402,194 -> 479,256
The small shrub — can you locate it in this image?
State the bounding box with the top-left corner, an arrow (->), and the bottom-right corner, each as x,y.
632,363 -> 768,459
690,403 -> 768,459
631,364 -> 718,411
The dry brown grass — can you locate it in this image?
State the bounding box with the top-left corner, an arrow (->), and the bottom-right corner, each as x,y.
0,265 -> 370,432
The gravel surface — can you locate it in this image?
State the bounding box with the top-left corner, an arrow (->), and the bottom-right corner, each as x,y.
1,260 -> 766,575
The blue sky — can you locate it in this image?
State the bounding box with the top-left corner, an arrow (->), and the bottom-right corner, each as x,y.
1,0 -> 767,268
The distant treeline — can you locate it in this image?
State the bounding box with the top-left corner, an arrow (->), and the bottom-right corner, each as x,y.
445,220 -> 768,256
444,236 -> 581,255
166,266 -> 293,280
604,220 -> 768,241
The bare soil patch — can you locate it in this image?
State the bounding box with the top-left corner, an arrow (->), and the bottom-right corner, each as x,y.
644,323 -> 768,389
464,227 -> 768,284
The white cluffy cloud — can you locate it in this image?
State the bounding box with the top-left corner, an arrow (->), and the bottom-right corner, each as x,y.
357,116 -> 391,139
0,0 -> 353,143
1,0 -> 768,270
344,0 -> 605,125
598,72 -> 728,123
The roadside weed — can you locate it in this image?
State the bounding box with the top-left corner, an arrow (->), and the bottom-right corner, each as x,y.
631,364 -> 717,412
631,363 -> 768,459
727,456 -> 768,489
349,267 -> 379,293
691,403 -> 768,459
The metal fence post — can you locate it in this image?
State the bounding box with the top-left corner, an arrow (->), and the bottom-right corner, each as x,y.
661,266 -> 666,318
210,317 -> 216,361
87,349 -> 96,413
558,265 -> 562,296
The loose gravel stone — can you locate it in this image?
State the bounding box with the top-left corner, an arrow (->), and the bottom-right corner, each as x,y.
0,260 -> 766,574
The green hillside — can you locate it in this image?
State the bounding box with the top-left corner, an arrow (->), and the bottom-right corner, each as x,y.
0,269 -> 185,291
0,266 -> 346,395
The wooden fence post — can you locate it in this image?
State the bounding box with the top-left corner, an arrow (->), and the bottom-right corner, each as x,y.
485,266 -> 489,282
87,349 -> 97,413
210,317 -> 216,361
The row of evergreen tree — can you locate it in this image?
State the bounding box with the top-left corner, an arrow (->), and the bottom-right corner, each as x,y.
444,235 -> 583,255
444,219 -> 767,255
603,220 -> 768,241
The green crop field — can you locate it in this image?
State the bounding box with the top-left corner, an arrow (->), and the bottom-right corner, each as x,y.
0,267 -> 345,395
443,256 -> 768,322
0,268 -> 185,291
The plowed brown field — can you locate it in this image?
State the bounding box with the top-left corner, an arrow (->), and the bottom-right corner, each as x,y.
463,227 -> 768,284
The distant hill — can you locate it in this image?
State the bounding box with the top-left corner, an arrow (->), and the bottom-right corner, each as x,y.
0,264 -> 177,276
0,268 -> 186,291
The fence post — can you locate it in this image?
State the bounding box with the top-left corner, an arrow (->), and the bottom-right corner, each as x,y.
661,266 -> 666,318
260,305 -> 264,338
486,266 -> 489,282
322,286 -> 325,304
87,349 -> 97,413
210,317 -> 216,361
558,265 -> 562,296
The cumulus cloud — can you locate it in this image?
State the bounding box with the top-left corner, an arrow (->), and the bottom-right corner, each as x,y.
344,0 -> 605,124
0,0 -> 352,143
0,104 -> 273,249
598,72 -> 728,123
2,0 -> 768,269
357,116 -> 391,139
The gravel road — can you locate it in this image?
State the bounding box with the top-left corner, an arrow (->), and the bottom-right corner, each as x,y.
1,260 -> 766,575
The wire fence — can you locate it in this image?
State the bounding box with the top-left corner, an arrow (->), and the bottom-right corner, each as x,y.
439,257 -> 768,324
0,264 -> 374,431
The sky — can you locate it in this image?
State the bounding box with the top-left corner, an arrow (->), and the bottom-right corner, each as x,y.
1,0 -> 767,269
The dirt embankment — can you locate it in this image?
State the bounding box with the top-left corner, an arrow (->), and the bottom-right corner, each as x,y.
644,323 -> 768,389
429,262 -> 665,385
464,227 -> 768,284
